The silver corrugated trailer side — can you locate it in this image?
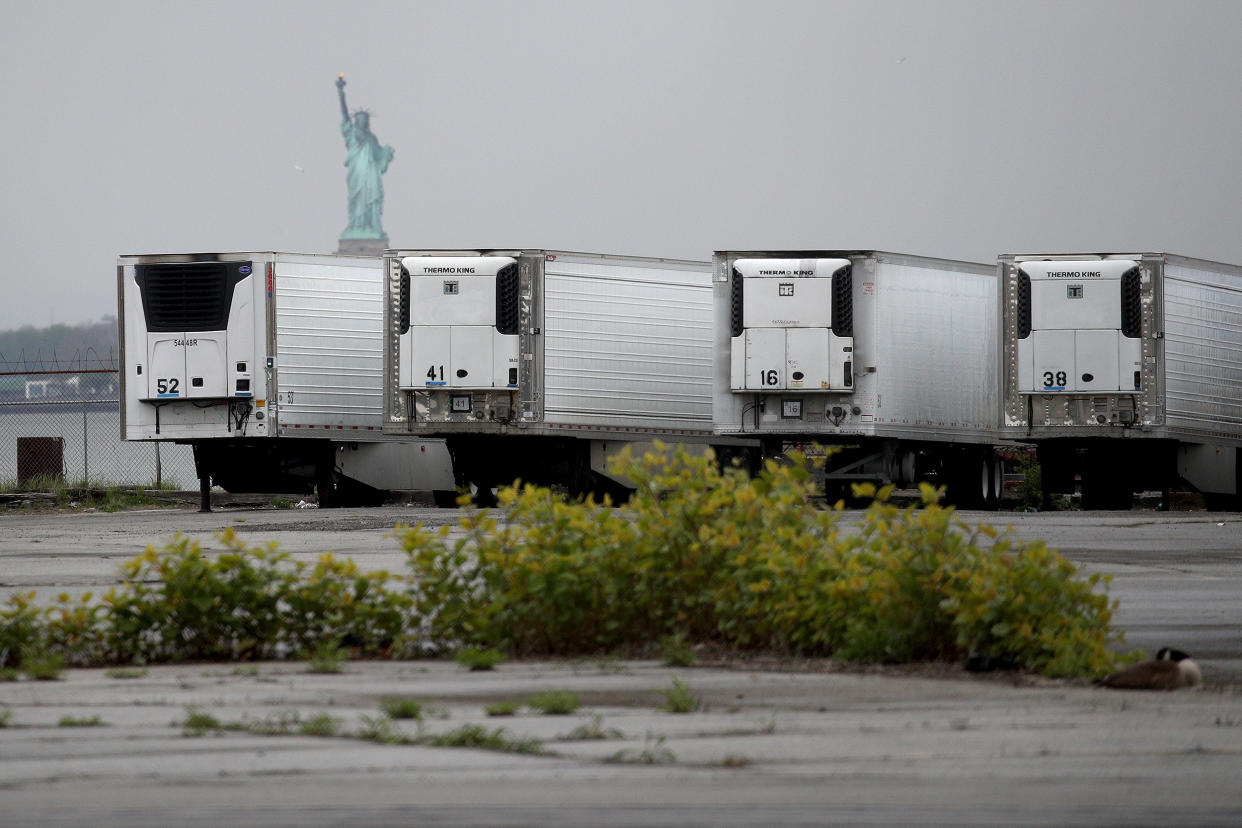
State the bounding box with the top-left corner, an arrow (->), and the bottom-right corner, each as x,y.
1000,252 -> 1242,509
713,250 -> 1002,507
384,249 -> 754,500
118,252 -> 453,508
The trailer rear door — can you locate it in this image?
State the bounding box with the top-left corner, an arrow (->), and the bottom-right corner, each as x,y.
1016,260 -> 1142,393
401,256 -> 520,391
730,258 -> 853,392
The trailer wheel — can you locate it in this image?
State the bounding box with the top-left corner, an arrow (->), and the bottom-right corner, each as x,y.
990,455 -> 1005,507
1203,492 -> 1242,511
1080,450 -> 1133,510
433,490 -> 461,509
899,451 -> 917,488
469,481 -> 499,508
977,457 -> 992,508
315,464 -> 340,509
944,451 -> 992,510
333,477 -> 388,508
973,452 -> 1004,511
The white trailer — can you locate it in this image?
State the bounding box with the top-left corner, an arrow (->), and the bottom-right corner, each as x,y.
1000,252 -> 1242,509
118,252 -> 454,509
383,249 -> 755,501
713,250 -> 1003,506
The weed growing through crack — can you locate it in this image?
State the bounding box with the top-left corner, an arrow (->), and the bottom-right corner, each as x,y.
231,664 -> 260,677
558,714 -> 622,741
660,633 -> 696,667
0,708 -> 12,727
180,707 -> 223,737
247,711 -> 302,736
105,667 -> 148,679
454,647 -> 506,671
379,697 -> 423,720
423,723 -> 545,755
485,700 -> 519,717
304,639 -> 346,674
21,651 -> 63,681
720,754 -> 750,768
297,713 -> 340,737
607,732 -> 676,765
58,715 -> 107,727
528,690 -> 580,715
658,678 -> 700,713
357,713 -> 412,745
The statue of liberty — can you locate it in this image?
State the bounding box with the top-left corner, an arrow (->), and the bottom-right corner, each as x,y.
336,75 -> 394,245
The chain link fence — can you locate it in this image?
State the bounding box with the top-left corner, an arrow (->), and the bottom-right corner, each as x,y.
0,372 -> 196,489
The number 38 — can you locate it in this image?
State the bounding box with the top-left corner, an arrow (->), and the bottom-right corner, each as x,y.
1042,371 -> 1067,388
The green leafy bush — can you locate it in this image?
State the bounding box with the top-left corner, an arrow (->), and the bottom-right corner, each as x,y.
0,591 -> 43,668
105,533 -> 294,662
4,529 -> 415,668
98,530 -> 410,664
0,444 -> 1125,680
819,484 -> 1120,676
398,443 -> 1125,678
21,650 -> 64,680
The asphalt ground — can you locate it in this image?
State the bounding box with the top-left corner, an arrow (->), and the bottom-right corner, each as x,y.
2,502 -> 1241,825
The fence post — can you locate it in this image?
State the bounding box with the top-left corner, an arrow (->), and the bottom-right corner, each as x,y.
82,398 -> 89,485
156,442 -> 162,488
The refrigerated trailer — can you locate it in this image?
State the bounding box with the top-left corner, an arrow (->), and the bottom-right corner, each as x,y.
119,252 -> 454,509
383,249 -> 756,501
713,250 -> 1004,507
1000,252 -> 1242,509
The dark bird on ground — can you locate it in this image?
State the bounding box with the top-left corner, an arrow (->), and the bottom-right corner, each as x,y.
1099,647 -> 1201,690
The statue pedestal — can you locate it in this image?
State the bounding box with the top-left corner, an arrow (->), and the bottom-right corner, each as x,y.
337,236 -> 389,257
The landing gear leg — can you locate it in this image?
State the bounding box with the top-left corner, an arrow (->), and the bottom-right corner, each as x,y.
192,445 -> 212,513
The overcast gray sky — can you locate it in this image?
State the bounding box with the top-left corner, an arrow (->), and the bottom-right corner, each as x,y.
2,0 -> 1240,332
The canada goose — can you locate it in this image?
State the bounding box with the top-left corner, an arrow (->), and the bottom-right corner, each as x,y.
1099,647 -> 1201,690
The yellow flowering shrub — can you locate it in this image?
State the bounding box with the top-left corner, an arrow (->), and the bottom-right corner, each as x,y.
398,444 -> 1125,678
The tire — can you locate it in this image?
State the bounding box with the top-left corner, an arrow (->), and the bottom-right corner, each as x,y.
978,455 -> 993,509
945,451 -> 990,510
990,455 -> 1005,507
315,467 -> 339,509
1203,493 -> 1242,512
899,451 -> 917,488
469,481 -> 499,508
432,490 -> 461,509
